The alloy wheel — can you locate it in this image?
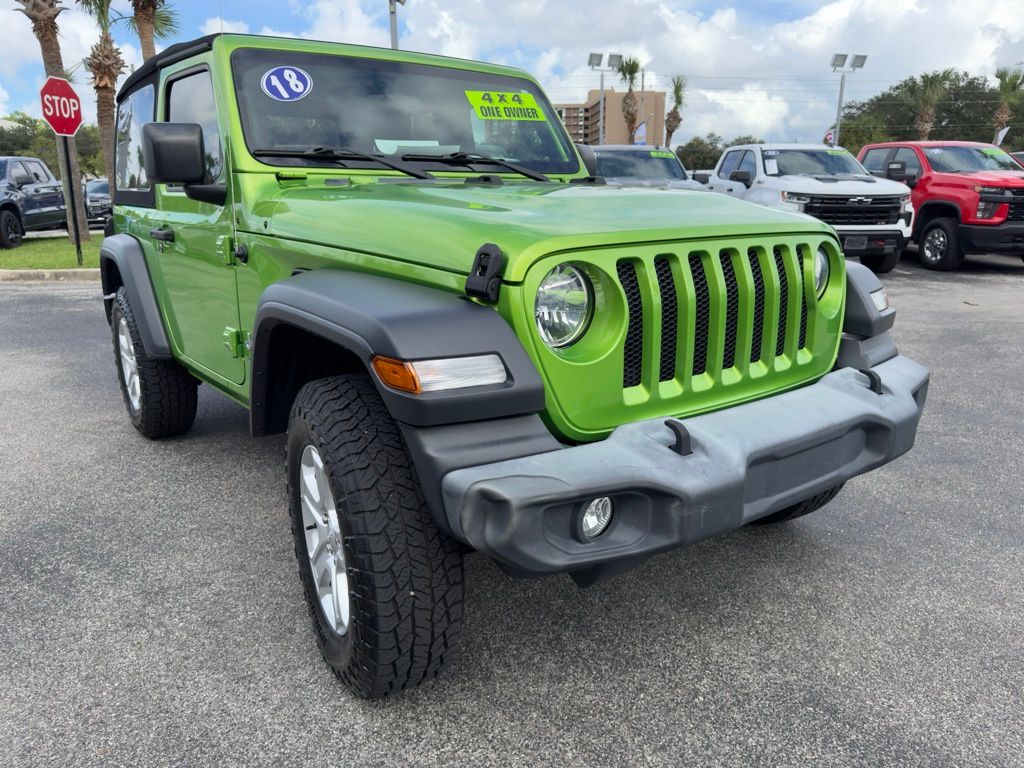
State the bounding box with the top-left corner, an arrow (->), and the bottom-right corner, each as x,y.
299,444 -> 350,635
922,228 -> 947,264
117,317 -> 141,412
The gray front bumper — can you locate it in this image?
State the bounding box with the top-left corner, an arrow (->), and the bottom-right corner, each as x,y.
441,355 -> 929,575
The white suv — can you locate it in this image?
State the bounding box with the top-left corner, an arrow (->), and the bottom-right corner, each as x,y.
705,143 -> 914,273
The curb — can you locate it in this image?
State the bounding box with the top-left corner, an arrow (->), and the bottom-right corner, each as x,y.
0,268 -> 101,283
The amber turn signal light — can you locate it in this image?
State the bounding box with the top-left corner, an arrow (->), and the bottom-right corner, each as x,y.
372,356 -> 421,394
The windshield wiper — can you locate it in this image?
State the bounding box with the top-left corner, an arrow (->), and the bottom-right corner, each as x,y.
252,147 -> 434,180
400,150 -> 550,182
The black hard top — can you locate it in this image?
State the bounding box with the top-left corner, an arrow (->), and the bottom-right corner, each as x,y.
117,33 -> 220,103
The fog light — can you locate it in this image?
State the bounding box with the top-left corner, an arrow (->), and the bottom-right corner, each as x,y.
580,497 -> 613,539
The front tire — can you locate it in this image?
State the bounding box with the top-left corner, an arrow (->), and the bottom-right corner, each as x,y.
749,483 -> 845,525
859,251 -> 899,274
918,217 -> 964,270
0,209 -> 23,249
286,374 -> 465,698
110,287 -> 198,438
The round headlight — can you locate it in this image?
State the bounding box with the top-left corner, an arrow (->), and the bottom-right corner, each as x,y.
814,246 -> 830,297
535,264 -> 592,348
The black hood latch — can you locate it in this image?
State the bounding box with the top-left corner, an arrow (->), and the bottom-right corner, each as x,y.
465,243 -> 504,302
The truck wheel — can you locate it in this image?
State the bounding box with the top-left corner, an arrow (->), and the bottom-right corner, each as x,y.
859,251 -> 899,274
0,210 -> 23,248
110,287 -> 198,438
918,218 -> 964,270
749,483 -> 845,525
286,374 -> 464,698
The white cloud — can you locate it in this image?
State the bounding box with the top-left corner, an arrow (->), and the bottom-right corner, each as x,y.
200,17 -> 251,35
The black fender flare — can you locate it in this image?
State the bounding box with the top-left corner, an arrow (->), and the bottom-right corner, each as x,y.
912,200 -> 960,238
249,269 -> 546,434
99,233 -> 172,358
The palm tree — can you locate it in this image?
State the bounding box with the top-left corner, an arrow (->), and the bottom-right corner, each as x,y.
125,0 -> 178,62
992,67 -> 1024,145
79,0 -> 125,188
903,70 -> 952,140
616,57 -> 642,144
15,0 -> 90,243
664,75 -> 686,146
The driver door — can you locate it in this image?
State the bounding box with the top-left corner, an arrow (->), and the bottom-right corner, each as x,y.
147,65 -> 244,386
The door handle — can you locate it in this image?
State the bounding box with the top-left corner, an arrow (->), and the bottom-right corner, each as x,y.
149,228 -> 174,242
726,187 -> 734,192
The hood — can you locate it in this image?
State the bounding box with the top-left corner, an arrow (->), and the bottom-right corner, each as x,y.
257,178 -> 831,281
603,177 -> 708,192
931,169 -> 1024,186
773,174 -> 911,196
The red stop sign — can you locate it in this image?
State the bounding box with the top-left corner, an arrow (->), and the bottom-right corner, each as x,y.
40,77 -> 83,136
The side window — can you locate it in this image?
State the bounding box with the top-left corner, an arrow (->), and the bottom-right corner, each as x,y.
167,69 -> 222,182
9,161 -> 29,182
24,160 -> 50,182
718,150 -> 742,179
737,150 -> 756,177
115,84 -> 155,196
861,149 -> 889,173
893,147 -> 922,177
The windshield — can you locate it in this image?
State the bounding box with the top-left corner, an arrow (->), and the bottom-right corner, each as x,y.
925,146 -> 1021,173
594,149 -> 687,180
763,148 -> 868,177
230,49 -> 578,175
86,179 -> 109,194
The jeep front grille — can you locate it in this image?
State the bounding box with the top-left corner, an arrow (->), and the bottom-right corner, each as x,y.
614,243 -> 814,390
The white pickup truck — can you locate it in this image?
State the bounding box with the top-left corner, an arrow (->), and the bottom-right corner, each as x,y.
705,143 -> 914,273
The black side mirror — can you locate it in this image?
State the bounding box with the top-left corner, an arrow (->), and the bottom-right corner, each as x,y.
693,171 -> 711,184
141,122 -> 226,206
142,123 -> 206,184
11,172 -> 31,188
575,143 -> 598,177
730,169 -> 753,187
885,160 -> 917,187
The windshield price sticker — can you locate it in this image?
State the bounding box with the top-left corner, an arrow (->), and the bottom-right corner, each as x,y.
465,91 -> 546,121
826,149 -> 847,155
981,147 -> 1005,157
261,66 -> 312,102
650,150 -> 675,158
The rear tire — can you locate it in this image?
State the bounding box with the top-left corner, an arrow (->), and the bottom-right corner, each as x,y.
749,483 -> 845,525
859,251 -> 899,274
286,374 -> 465,699
0,210 -> 23,249
917,217 -> 964,270
110,287 -> 198,439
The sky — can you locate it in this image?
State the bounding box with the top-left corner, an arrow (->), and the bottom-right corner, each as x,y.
2,0 -> 1022,145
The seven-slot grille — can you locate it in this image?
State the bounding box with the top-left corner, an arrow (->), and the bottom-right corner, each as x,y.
803,195 -> 902,226
615,245 -> 814,389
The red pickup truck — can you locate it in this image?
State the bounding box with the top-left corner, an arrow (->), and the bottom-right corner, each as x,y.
858,141 -> 1024,270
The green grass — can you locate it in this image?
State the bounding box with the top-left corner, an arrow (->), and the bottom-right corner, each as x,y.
0,235 -> 101,270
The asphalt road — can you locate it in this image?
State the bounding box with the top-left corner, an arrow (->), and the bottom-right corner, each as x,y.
1,251 -> 1022,767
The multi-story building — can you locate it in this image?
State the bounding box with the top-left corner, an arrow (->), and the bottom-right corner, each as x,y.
554,88 -> 667,146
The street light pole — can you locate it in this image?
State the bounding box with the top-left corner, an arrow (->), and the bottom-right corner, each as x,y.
833,72 -> 846,147
389,0 -> 406,50
588,53 -> 622,146
830,52 -> 867,147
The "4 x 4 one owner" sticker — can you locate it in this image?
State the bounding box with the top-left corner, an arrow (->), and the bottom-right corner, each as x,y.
465,91 -> 546,121
261,66 -> 312,102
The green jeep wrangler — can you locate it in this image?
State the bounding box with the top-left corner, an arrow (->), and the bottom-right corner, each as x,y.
100,33 -> 929,698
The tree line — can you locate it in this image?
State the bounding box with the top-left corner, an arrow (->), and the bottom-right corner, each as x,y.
11,0 -> 176,243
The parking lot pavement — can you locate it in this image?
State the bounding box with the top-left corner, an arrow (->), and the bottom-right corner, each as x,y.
1,252 -> 1022,768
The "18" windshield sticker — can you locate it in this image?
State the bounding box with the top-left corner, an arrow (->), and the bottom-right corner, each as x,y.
465,91 -> 546,121
261,66 -> 312,102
